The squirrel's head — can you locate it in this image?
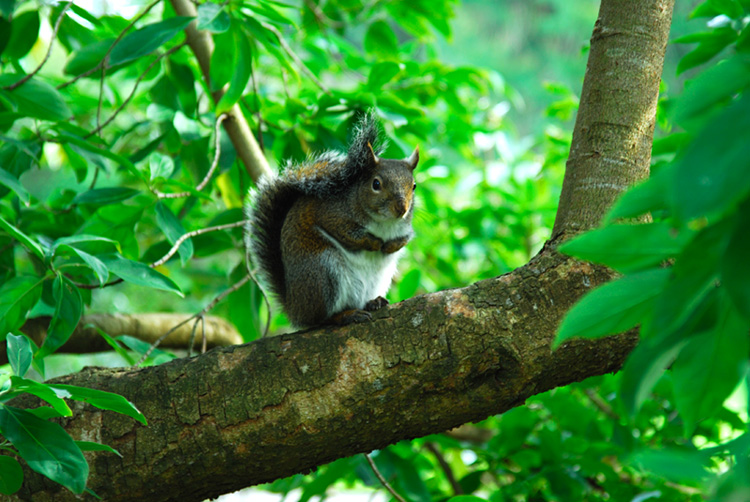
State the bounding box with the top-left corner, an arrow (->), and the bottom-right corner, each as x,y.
359,144 -> 419,222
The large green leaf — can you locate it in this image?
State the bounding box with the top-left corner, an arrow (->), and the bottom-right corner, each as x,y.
6,333 -> 33,377
37,275 -> 83,359
4,10 -> 39,59
555,268 -> 671,346
671,95 -> 750,222
0,75 -> 71,122
675,55 -> 750,123
0,405 -> 88,494
675,28 -> 737,74
0,276 -> 43,336
559,222 -> 688,273
49,384 -> 146,425
672,296 -> 750,434
0,455 -> 23,495
216,22 -> 253,115
605,164 -> 672,222
109,16 -> 194,66
99,254 -> 183,296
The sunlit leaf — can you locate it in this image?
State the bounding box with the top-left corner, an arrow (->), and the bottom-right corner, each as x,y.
555,268 -> 671,346
0,405 -> 88,494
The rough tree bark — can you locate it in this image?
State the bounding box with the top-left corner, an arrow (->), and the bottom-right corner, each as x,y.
8,0 -> 674,500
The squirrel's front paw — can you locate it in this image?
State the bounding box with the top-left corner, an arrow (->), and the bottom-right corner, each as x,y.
328,309 -> 373,325
382,237 -> 409,254
364,296 -> 389,311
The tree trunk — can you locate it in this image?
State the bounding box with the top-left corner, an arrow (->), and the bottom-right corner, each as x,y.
8,0 -> 674,499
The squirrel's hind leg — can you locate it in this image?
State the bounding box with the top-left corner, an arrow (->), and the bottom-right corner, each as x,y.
328,309 -> 373,325
364,296 -> 389,311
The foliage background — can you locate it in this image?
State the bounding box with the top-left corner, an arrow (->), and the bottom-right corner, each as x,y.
1,0 -> 749,500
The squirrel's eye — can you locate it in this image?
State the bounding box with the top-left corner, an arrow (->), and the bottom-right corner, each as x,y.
413,182 -> 417,191
372,178 -> 381,191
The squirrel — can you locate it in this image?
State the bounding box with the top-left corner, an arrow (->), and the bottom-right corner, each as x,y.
245,113 -> 419,328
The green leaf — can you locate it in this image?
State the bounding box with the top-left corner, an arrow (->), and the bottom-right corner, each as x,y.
708,0 -> 743,19
722,206 -> 750,322
606,165 -> 672,222
63,37 -> 113,76
115,334 -> 176,364
367,61 -> 402,90
0,214 -> 44,260
99,254 -> 183,296
559,222 -> 687,273
196,2 -> 230,33
52,234 -> 119,252
37,275 -> 83,359
675,56 -> 750,123
155,202 -> 193,265
0,276 -> 43,336
0,455 -> 23,495
671,95 -> 750,222
0,405 -> 88,494
148,151 -> 175,181
676,28 -> 737,74
364,20 -> 399,58
109,16 -> 194,66
619,327 -> 692,417
555,268 -> 671,346
447,497 -> 489,502
6,377 -> 73,417
94,327 -> 136,366
49,384 -> 146,425
631,448 -> 710,484
4,10 -> 39,59
74,441 -> 122,457
7,333 -> 33,377
59,246 -> 109,287
0,167 -> 30,205
56,129 -> 139,178
26,407 -> 64,420
672,296 -> 750,434
72,187 -> 139,206
0,75 -> 71,122
216,22 -> 252,115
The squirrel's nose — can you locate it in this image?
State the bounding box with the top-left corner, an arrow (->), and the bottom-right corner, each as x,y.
393,198 -> 410,218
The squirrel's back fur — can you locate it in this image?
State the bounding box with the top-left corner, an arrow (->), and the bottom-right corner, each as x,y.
246,113 -> 385,301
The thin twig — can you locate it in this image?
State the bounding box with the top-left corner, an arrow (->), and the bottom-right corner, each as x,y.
303,0 -> 345,29
584,388 -> 621,421
85,42 -> 188,138
364,453 -> 408,502
151,219 -> 246,268
154,113 -> 228,198
425,442 -> 463,495
136,274 -> 251,365
259,21 -> 332,96
3,2 -> 72,91
187,314 -> 205,357
57,0 -> 163,90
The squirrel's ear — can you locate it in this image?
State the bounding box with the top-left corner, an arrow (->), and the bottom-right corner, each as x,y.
406,146 -> 419,171
366,142 -> 380,166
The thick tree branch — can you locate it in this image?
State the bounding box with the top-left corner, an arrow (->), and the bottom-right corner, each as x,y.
10,249 -> 634,502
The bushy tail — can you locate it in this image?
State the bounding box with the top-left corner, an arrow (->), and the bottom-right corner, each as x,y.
245,176 -> 298,300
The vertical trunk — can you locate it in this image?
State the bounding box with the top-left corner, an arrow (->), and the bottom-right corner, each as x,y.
552,0 -> 674,238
